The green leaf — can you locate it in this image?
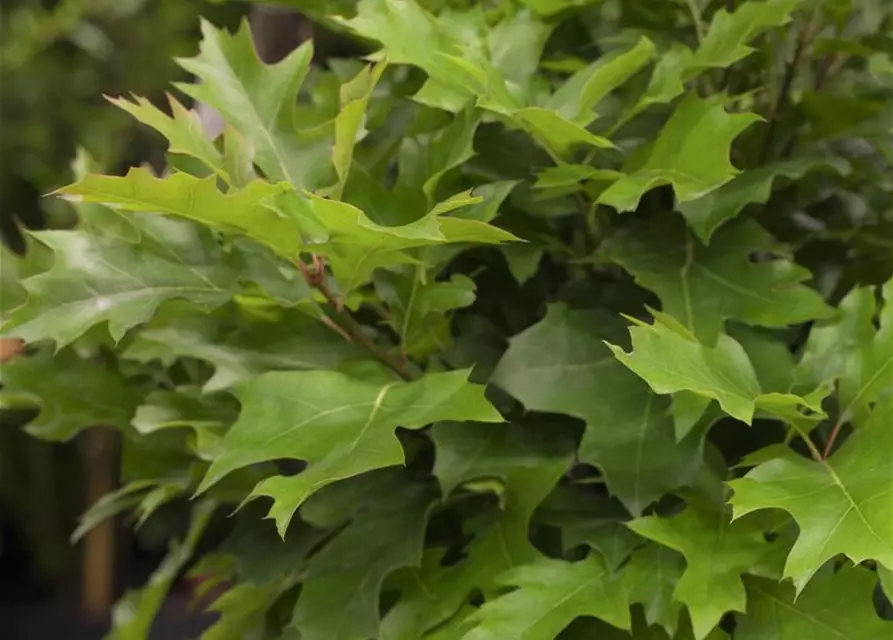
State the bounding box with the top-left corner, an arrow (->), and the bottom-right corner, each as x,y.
739,566 -> 893,639
72,480 -> 157,543
629,507 -> 784,640
1,215 -> 253,346
290,470 -> 437,640
463,555 -> 631,639
332,60 -> 387,198
132,387 -> 238,460
123,307 -> 365,392
176,20 -> 327,188
56,169 -> 299,258
838,279 -> 893,427
621,544 -> 686,636
1,242 -> 52,319
381,422 -> 573,637
605,216 -> 834,345
548,36 -> 656,124
677,156 -> 850,243
200,582 -> 286,640
107,500 -> 215,640
729,398 -> 893,589
0,349 -> 143,441
598,93 -> 760,212
795,285 -> 877,390
693,0 -> 800,70
517,107 -> 615,158
494,304 -> 707,515
110,93 -> 227,182
198,369 -> 501,534
57,168 -> 518,290
395,108 -> 481,210
607,311 -> 826,429
534,486 -> 643,571
375,270 -> 476,357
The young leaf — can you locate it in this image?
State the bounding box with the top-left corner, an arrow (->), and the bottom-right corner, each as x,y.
729,398 -> 893,590
176,20 -> 327,188
598,93 -> 760,211
197,369 -> 502,534
110,93 -> 228,182
607,312 -> 826,430
548,36 -> 656,124
629,507 -> 785,640
692,0 -> 800,70
463,555 -> 631,639
605,216 -> 834,345
493,305 -> 706,515
739,566 -> 893,639
57,168 -> 518,288
332,61 -> 387,199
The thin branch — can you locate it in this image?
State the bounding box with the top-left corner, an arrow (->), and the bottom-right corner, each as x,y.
685,0 -> 706,43
759,14 -> 820,163
822,419 -> 844,459
297,256 -> 413,381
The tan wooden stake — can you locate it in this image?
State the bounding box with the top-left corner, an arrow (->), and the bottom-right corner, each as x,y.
81,426 -> 117,618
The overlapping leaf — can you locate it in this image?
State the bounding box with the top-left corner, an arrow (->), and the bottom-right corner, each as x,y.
620,544 -> 686,636
629,507 -> 785,639
677,156 -> 850,243
838,279 -> 893,427
605,216 -> 834,344
175,20 -> 329,189
1,214 -> 256,346
608,312 -> 828,431
110,93 -> 227,182
463,555 -> 631,639
123,306 -> 365,392
493,304 -> 708,515
598,94 -> 760,212
197,369 -> 501,534
739,566 -> 892,639
57,169 -> 518,292
729,398 -> 893,589
0,349 -> 143,441
533,486 -> 643,571
380,423 -> 573,637
692,0 -> 800,70
290,470 -> 437,640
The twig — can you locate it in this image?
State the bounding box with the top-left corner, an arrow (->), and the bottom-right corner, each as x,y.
822,419 -> 844,459
685,0 -> 706,43
759,14 -> 820,163
297,256 -> 413,381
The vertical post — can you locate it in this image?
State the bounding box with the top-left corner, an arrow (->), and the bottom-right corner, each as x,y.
80,426 -> 117,618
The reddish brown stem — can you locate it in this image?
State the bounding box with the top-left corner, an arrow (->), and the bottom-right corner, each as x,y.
298,256 -> 412,381
823,420 -> 844,459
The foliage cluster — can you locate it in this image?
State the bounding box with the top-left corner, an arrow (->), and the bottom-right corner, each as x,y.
2,0 -> 893,638
0,0 -> 242,585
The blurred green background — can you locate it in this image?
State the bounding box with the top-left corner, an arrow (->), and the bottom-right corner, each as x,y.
0,1 -> 246,634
